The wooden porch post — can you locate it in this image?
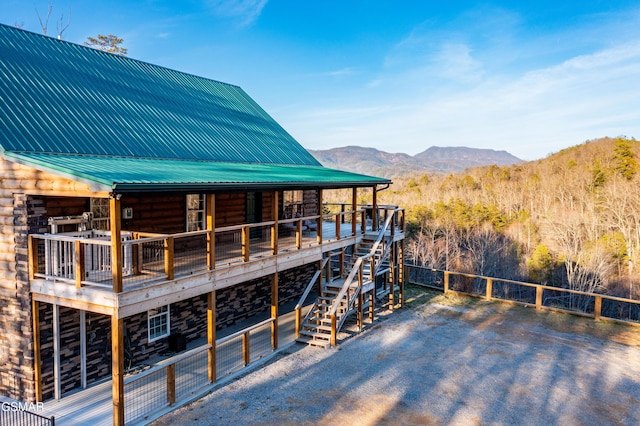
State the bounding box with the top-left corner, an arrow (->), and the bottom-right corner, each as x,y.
352,187 -> 357,236
389,243 -> 395,311
206,194 -> 216,270
109,196 -> 123,293
164,237 -> 174,281
271,273 -> 278,349
369,292 -> 374,322
399,239 -> 405,308
272,191 -> 279,255
317,259 -> 323,295
316,189 -> 323,244
111,315 -> 125,426
241,226 -> 250,262
357,263 -> 363,330
74,240 -> 85,288
31,299 -> 42,402
371,186 -> 378,232
207,291 -> 217,383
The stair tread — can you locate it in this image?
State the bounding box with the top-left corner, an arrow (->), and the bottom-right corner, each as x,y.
296,336 -> 331,348
299,330 -> 331,339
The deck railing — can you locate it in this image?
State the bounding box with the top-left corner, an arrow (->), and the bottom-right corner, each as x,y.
28,208 -> 393,292
124,318 -> 274,425
0,401 -> 54,426
407,265 -> 640,326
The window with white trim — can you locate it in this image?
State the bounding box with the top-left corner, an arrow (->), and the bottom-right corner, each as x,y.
186,194 -> 206,231
148,305 -> 170,342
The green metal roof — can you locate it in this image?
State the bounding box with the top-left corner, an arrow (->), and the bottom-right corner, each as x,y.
6,152 -> 389,192
0,24 -> 390,191
0,24 -> 319,166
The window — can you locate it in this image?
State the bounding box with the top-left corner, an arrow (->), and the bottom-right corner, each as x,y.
186,194 -> 206,231
90,198 -> 110,230
283,190 -> 303,218
148,305 -> 170,342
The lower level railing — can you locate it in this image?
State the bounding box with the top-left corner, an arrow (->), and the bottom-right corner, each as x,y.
407,265 -> 640,326
0,401 -> 54,426
124,318 -> 274,424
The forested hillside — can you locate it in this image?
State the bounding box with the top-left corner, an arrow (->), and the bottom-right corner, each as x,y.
377,137 -> 640,300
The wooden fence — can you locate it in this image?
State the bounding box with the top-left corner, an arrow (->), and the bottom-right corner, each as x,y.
406,265 -> 640,326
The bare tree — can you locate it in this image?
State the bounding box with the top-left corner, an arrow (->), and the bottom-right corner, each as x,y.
35,2 -> 71,39
35,2 -> 52,36
56,9 -> 70,39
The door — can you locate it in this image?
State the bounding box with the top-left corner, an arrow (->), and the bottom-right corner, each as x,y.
246,192 -> 263,239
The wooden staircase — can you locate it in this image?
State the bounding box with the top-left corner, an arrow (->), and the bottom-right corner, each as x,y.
296,233 -> 392,348
296,279 -> 350,348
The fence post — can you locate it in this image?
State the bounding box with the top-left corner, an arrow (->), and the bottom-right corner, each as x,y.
536,286 -> 543,310
166,364 -> 176,406
295,308 -> 301,338
242,331 -> 250,366
485,278 -> 493,301
594,296 -> 602,320
444,271 -> 450,294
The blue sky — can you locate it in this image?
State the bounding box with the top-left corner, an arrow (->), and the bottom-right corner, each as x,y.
2,1 -> 640,160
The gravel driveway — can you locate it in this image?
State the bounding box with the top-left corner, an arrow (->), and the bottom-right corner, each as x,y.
152,289 -> 640,425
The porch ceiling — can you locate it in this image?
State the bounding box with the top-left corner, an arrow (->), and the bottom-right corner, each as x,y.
4,151 -> 390,193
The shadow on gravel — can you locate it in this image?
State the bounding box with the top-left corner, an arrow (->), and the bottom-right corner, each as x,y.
153,286 -> 640,426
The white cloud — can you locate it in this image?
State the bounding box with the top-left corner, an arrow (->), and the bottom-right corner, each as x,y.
206,0 -> 268,27
326,68 -> 356,77
292,41 -> 640,161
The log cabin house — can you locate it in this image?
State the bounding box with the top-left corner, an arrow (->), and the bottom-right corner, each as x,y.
0,24 -> 405,425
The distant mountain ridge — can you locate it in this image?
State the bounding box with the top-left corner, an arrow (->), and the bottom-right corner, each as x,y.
309,146 -> 522,177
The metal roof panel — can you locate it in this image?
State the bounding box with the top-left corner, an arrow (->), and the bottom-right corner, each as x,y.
0,24 -> 320,167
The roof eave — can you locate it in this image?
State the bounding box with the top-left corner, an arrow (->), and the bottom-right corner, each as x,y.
112,179 -> 391,194
2,151 -> 114,193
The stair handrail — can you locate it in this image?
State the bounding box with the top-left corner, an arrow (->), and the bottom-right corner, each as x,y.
327,207 -> 398,319
295,256 -> 330,311
368,207 -> 398,255
328,256 -> 364,317
294,256 -> 331,337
